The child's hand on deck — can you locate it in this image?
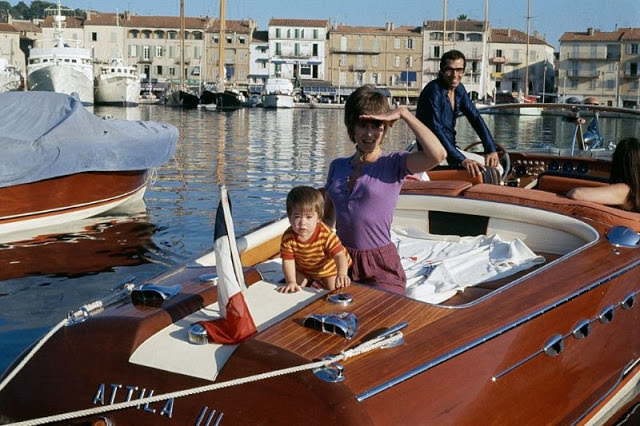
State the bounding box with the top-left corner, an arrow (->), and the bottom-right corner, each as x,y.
277,282 -> 301,293
335,274 -> 351,289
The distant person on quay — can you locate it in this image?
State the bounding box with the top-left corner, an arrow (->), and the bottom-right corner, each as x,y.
416,49 -> 500,177
278,186 -> 352,293
567,137 -> 640,212
324,85 -> 446,295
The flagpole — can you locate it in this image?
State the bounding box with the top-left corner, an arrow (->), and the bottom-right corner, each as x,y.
193,184 -> 257,344
218,184 -> 246,291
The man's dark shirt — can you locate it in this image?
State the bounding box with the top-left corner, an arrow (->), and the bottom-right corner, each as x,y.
416,77 -> 496,166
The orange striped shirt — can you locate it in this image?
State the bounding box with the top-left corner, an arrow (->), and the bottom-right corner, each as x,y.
280,222 -> 351,278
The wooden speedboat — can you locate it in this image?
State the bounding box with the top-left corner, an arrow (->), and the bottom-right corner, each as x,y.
1,122 -> 638,425
0,91 -> 177,239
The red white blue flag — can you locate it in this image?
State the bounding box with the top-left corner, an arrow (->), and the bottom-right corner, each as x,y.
197,185 -> 256,344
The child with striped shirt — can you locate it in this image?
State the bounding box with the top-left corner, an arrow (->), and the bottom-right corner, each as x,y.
278,186 -> 351,293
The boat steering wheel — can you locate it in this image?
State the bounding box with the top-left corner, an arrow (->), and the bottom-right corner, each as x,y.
463,142 -> 511,180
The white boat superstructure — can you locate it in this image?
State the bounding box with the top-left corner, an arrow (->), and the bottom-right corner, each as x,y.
94,58 -> 140,106
0,58 -> 22,93
26,0 -> 93,104
263,78 -> 294,108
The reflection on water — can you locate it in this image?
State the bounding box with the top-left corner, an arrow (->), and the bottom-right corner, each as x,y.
1,104 -> 638,372
0,212 -> 156,281
464,112 -> 640,150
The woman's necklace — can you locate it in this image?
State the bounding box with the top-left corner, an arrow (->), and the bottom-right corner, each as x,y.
348,152 -> 365,193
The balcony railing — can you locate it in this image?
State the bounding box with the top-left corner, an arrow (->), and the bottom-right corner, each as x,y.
566,69 -> 600,78
564,52 -> 610,60
331,48 -> 380,55
277,53 -> 314,60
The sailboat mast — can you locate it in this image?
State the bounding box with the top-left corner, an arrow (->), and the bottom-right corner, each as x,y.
180,0 -> 185,89
442,0 -> 446,52
524,0 -> 531,97
480,0 -> 489,101
218,0 -> 226,82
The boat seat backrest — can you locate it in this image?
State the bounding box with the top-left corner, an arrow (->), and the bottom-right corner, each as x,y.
401,179 -> 472,196
535,172 -> 608,195
426,167 -> 502,185
427,168 -> 484,184
395,191 -> 598,254
463,184 -> 640,231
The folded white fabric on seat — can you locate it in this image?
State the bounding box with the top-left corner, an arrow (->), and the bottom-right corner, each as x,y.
393,230 -> 545,304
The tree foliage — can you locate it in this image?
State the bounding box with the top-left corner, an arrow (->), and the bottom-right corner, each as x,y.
2,1 -> 85,20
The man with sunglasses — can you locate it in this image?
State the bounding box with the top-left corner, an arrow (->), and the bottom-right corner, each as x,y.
416,49 -> 500,177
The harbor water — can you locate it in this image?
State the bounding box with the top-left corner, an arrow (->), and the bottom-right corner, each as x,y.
1,104 -> 639,373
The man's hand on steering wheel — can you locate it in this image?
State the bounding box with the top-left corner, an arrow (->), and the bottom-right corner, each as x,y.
461,158 -> 486,178
485,152 -> 499,168
463,142 -> 511,180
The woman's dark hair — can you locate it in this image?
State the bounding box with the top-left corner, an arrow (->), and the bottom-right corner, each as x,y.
610,136 -> 640,211
344,85 -> 390,143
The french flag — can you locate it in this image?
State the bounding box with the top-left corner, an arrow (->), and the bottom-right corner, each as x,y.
197,185 -> 257,344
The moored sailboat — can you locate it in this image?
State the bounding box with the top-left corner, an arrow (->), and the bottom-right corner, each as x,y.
214,0 -> 245,110
166,0 -> 200,109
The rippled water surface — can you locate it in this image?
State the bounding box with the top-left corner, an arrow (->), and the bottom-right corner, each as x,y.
1,104 -> 638,372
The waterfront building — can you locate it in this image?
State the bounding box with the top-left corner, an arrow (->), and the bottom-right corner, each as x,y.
4,5 -> 638,107
327,22 -> 422,104
5,17 -> 40,56
205,18 -> 255,92
267,18 -> 328,83
559,27 -> 640,108
39,9 -> 84,49
83,12 -> 128,71
422,19 -> 489,101
489,28 -> 555,101
83,11 -> 206,94
621,29 -> 640,109
84,12 -> 255,95
248,30 -> 269,93
0,12 -> 29,78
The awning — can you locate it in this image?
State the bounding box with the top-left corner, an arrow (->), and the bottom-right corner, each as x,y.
389,89 -> 412,98
302,86 -> 335,95
300,86 -> 392,97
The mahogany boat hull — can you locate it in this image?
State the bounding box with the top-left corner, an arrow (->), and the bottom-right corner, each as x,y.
0,170 -> 149,237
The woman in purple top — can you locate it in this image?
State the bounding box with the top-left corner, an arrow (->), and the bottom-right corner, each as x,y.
324,85 -> 446,294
